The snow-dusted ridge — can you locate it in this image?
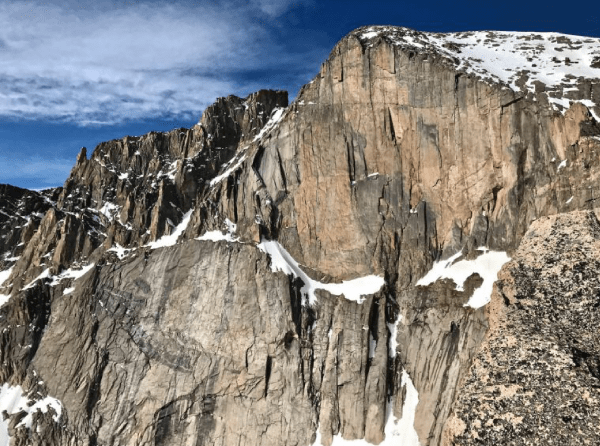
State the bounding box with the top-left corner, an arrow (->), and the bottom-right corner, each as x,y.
356,26 -> 600,115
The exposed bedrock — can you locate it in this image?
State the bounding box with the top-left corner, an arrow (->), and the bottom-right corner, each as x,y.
0,26 -> 599,446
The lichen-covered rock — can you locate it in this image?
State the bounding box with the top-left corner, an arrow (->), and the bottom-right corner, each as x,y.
443,211 -> 600,445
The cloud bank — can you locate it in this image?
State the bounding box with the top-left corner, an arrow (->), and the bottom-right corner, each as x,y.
0,0 -> 320,126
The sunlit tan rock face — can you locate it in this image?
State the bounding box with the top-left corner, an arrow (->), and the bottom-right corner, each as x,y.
228,32 -> 598,282
0,26 -> 599,446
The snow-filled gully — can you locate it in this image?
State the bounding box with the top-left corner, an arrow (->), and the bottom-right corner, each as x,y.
314,313 -> 422,446
254,240 -> 421,445
196,230 -> 420,443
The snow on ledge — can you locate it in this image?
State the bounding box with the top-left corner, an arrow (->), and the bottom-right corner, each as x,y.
107,243 -> 134,260
210,153 -> 248,187
257,239 -> 385,305
253,107 -> 285,142
49,263 -> 95,286
196,219 -> 239,243
146,209 -> 193,249
416,248 -> 510,308
0,383 -> 63,445
21,262 -> 96,293
22,268 -> 51,291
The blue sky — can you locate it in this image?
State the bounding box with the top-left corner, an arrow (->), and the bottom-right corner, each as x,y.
1,0 -> 599,190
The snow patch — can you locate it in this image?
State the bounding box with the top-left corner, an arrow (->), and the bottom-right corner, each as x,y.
579,99 -> 600,121
368,332 -> 377,359
146,209 -> 193,249
361,31 -> 380,39
0,294 -> 10,309
0,266 -> 13,288
387,313 -> 402,359
196,218 -> 239,243
417,248 -> 511,308
253,107 -> 285,142
63,287 -> 75,295
18,396 -> 63,429
164,160 -> 178,180
0,383 -> 62,444
0,267 -> 14,308
210,152 -> 248,186
557,159 -> 568,171
99,202 -> 120,220
383,371 -> 421,446
566,196 -> 574,204
107,243 -> 133,259
257,239 -> 385,305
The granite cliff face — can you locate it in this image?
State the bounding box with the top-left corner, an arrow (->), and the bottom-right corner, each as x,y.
0,26 -> 599,446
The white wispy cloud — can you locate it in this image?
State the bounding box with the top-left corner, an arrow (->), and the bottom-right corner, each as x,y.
251,0 -> 304,17
0,0 -> 320,126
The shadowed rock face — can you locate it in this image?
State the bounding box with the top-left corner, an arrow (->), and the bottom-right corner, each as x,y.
0,26 -> 599,446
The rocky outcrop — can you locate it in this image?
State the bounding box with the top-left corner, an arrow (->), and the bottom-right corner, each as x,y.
0,26 -> 599,446
443,211 -> 600,445
0,185 -> 60,277
2,90 -> 288,291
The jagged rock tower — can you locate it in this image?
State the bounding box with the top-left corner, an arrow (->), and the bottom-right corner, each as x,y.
0,26 -> 599,446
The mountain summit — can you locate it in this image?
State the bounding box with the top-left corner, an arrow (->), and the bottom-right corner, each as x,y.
0,26 -> 599,446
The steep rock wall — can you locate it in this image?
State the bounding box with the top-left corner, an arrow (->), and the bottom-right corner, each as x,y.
0,26 -> 599,446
